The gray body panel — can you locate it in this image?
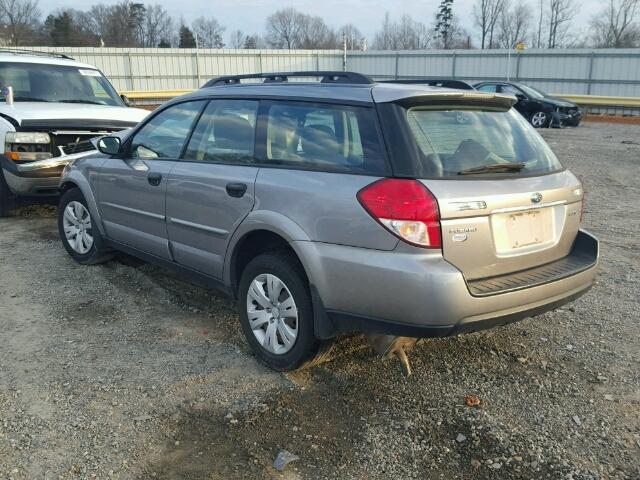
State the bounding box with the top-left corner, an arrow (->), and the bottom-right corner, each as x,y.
97,158 -> 174,259
254,169 -> 398,250
166,163 -> 259,278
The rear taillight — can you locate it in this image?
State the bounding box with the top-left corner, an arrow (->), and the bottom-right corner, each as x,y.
357,178 -> 441,248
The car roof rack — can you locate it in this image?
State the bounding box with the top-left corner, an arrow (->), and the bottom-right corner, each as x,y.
382,78 -> 475,91
0,48 -> 75,61
202,71 -> 374,88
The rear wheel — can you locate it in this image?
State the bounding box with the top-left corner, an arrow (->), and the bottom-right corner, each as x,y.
530,111 -> 550,128
58,188 -> 113,265
238,251 -> 332,371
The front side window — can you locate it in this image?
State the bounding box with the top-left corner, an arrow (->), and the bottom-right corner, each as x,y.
184,100 -> 258,164
130,101 -> 205,159
406,106 -> 563,177
0,62 -> 123,106
500,85 -> 521,96
265,102 -> 387,174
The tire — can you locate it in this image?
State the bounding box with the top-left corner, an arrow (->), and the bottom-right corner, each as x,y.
530,111 -> 550,128
238,251 -> 333,371
58,188 -> 113,265
0,170 -> 16,218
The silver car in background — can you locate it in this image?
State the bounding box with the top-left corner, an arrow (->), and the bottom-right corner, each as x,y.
57,71 -> 599,371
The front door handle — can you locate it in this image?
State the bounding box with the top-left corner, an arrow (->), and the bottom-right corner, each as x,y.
148,172 -> 162,186
226,182 -> 247,198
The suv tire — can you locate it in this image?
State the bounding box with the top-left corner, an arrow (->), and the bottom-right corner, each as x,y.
238,251 -> 333,371
58,188 -> 113,265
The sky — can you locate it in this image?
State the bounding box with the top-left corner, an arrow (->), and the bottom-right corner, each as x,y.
35,0 -> 602,44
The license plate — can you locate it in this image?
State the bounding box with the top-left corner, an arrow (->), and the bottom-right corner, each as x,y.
506,210 -> 544,249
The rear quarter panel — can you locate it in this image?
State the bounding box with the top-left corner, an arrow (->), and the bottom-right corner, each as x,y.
253,169 -> 399,250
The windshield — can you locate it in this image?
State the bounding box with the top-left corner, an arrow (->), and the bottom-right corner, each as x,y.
519,84 -> 547,99
406,107 -> 563,177
0,62 -> 123,106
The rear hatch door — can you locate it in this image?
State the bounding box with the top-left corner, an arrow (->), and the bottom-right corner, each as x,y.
423,170 -> 583,280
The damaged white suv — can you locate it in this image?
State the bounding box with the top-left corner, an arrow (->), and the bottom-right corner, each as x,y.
0,49 -> 148,216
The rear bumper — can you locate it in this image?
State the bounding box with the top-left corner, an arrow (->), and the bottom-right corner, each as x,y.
299,230 -> 599,339
0,152 -> 95,196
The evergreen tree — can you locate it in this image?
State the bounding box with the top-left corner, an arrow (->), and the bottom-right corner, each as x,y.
435,0 -> 454,49
179,24 -> 196,48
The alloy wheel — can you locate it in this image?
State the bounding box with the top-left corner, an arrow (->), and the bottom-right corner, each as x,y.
531,112 -> 548,128
246,273 -> 299,355
63,201 -> 93,254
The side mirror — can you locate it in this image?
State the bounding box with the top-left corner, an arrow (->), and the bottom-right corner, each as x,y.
120,94 -> 132,107
515,93 -> 527,101
98,136 -> 122,156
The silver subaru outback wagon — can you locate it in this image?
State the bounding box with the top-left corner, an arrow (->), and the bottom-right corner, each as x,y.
57,71 -> 599,371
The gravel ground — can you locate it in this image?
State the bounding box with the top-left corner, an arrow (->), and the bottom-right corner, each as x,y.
0,122 -> 638,480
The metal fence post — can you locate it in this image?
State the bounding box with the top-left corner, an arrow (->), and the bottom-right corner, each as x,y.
452,52 -> 457,77
515,52 -> 522,80
195,48 -> 201,88
127,50 -> 134,90
395,52 -> 400,79
587,51 -> 595,95
258,52 -> 263,73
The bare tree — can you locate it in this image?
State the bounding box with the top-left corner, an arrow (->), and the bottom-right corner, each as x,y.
228,29 -> 245,48
265,7 -> 304,49
0,0 -> 41,46
143,4 -> 173,47
474,0 -> 504,49
536,0 -> 544,47
338,24 -> 364,50
590,0 -> 639,47
498,1 -> 532,48
191,16 -> 224,48
297,15 -> 337,49
372,12 -> 430,49
547,0 -> 575,48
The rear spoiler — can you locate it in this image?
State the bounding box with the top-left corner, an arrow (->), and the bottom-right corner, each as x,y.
381,79 -> 475,91
376,90 -> 517,110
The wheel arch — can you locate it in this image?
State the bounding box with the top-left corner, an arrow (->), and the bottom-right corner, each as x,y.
224,210 -> 313,297
59,171 -> 105,235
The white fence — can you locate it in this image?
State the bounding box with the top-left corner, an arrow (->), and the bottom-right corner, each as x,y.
24,46 -> 640,98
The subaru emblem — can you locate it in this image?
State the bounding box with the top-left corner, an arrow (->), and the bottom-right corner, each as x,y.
531,192 -> 543,204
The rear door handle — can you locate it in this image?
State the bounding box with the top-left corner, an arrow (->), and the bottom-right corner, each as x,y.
226,182 -> 247,198
148,172 -> 162,186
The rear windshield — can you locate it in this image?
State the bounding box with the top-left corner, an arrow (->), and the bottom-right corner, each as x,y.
405,107 -> 563,177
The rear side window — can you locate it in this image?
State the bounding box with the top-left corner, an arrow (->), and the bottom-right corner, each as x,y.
264,102 -> 387,175
184,99 -> 258,164
130,101 -> 205,159
477,84 -> 497,93
405,107 -> 563,177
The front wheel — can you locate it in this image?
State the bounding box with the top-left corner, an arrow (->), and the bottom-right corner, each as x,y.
238,252 -> 332,371
530,111 -> 550,128
58,188 -> 113,265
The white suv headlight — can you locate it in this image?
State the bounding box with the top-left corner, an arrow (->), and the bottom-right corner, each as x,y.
4,131 -> 52,161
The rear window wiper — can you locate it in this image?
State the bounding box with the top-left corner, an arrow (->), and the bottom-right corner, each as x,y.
457,162 -> 526,175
